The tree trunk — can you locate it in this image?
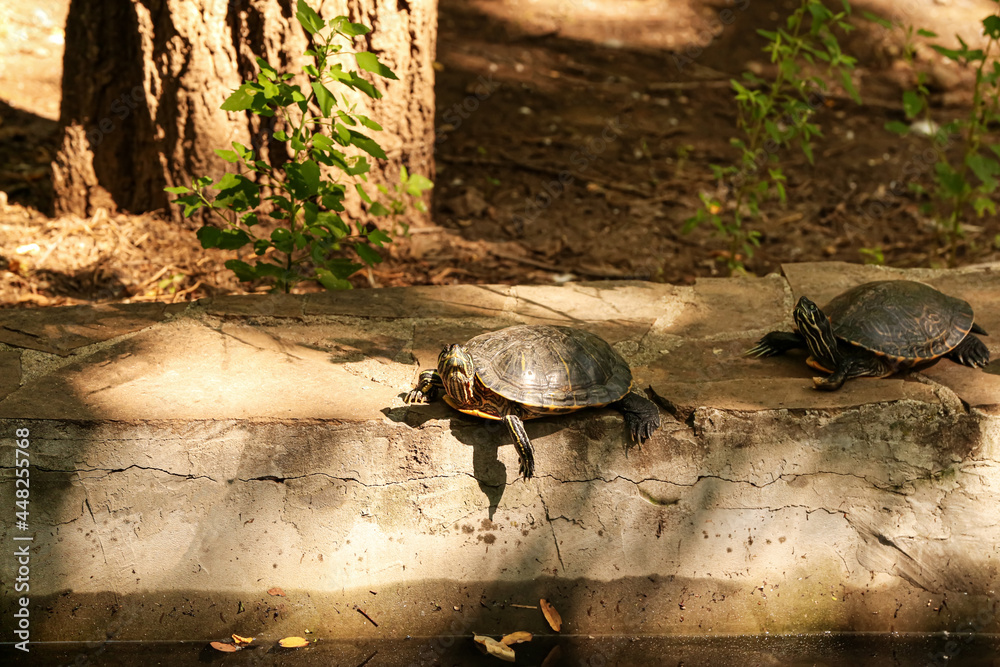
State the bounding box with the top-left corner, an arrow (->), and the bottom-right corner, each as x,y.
52,0 -> 436,220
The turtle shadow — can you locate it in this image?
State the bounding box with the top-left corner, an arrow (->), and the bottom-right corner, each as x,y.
383,399 -> 642,518
383,401 -> 514,517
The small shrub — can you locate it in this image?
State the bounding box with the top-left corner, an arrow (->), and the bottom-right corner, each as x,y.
166,0 -> 432,292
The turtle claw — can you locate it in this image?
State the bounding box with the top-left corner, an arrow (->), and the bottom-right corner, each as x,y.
403,390 -> 428,405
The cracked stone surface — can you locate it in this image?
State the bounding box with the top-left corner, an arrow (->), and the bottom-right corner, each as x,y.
2,263 -> 1000,641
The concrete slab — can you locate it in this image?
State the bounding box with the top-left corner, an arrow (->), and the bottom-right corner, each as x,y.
0,349 -> 20,401
0,301 -> 172,355
1,269 -> 999,645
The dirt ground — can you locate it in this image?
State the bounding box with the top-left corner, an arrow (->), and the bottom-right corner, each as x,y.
1,0 -> 999,307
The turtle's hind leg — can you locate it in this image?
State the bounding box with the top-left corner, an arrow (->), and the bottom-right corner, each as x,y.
503,414 -> 536,480
947,333 -> 991,368
746,331 -> 806,357
614,391 -> 661,443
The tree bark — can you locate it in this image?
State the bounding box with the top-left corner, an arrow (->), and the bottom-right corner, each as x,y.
52,0 -> 436,220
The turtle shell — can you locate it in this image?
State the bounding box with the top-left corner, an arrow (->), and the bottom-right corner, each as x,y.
462,325 -> 633,410
823,280 -> 976,362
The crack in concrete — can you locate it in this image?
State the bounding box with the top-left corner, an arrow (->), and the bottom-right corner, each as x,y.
535,486 -> 566,574
539,469 -> 884,491
32,464 -> 216,482
237,471 -> 478,488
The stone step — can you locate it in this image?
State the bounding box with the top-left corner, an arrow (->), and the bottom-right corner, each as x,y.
1,262 -> 998,641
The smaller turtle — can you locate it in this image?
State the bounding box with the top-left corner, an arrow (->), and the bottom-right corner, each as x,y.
747,280 -> 990,390
405,325 -> 661,479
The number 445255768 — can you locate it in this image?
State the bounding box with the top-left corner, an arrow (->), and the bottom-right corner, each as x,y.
15,428 -> 29,521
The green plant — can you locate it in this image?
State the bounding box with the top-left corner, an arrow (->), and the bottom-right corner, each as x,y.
165,1 -> 432,292
859,246 -> 885,265
884,4 -> 1000,266
684,0 -> 860,273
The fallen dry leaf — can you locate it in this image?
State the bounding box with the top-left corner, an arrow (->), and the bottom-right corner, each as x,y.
473,634 -> 516,662
267,587 -> 286,597
541,644 -> 563,667
540,598 -> 562,632
209,641 -> 240,653
231,634 -> 254,645
278,636 -> 311,648
500,631 -> 532,646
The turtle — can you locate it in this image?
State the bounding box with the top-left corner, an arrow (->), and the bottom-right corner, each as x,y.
746,280 -> 990,391
404,324 -> 661,479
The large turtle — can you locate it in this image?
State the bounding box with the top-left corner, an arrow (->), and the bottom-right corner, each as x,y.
405,324 -> 661,479
747,280 -> 990,390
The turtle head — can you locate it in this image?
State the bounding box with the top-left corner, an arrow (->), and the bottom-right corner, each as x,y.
438,344 -> 476,405
793,296 -> 841,369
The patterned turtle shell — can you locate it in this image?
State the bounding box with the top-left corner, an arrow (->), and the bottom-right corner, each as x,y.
823,280 -> 976,362
462,325 -> 633,410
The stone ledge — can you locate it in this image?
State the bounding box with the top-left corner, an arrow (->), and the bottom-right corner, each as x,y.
1,263 -> 999,641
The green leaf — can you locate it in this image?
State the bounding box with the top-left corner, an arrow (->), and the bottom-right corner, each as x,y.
226,260 -> 258,282
175,194 -> 204,218
311,81 -> 336,116
316,269 -> 353,291
885,120 -> 911,135
369,201 -> 390,216
354,52 -> 399,80
801,141 -> 815,165
346,155 -> 370,176
345,72 -> 382,99
931,44 -> 963,61
214,173 -> 261,210
974,196 -> 997,216
354,114 -> 383,131
271,228 -> 295,254
404,173 -> 434,196
840,69 -> 861,104
164,185 -> 191,194
317,211 -> 349,237
312,134 -> 336,152
935,161 -> 967,196
216,228 -> 252,250
354,242 -> 382,265
215,148 -> 241,163
355,183 -> 373,204
367,229 -> 392,246
295,0 -> 325,35
985,15 -> 1000,40
917,29 -> 938,38
330,17 -> 370,37
256,57 -> 278,80
284,159 -> 321,199
966,153 -> 1000,191
902,90 -> 924,119
196,226 -> 222,249
220,83 -> 257,112
861,11 -> 893,29
349,131 -> 387,159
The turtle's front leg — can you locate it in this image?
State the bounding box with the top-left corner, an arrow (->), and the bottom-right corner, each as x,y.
746,331 -> 807,357
614,391 -> 661,443
502,414 -> 536,480
405,369 -> 444,404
